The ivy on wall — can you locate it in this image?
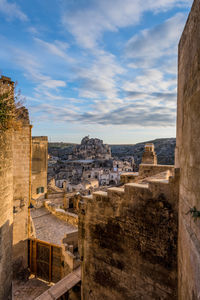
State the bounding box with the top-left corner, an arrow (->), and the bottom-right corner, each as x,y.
0,91 -> 16,130
0,83 -> 24,131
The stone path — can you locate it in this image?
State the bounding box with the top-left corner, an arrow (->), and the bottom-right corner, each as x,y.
31,207 -> 77,245
13,276 -> 52,300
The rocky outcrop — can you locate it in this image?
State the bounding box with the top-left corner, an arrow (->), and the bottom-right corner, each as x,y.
72,136 -> 111,160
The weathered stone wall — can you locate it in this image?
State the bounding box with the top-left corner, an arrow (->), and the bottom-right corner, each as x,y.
120,172 -> 139,184
12,124 -> 31,276
0,130 -> 13,300
177,0 -> 200,298
32,136 -> 48,199
44,201 -> 78,227
61,232 -> 80,278
79,173 -> 179,299
139,164 -> 174,179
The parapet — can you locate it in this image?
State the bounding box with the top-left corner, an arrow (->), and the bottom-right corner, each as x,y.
32,136 -> 48,142
139,164 -> 174,179
120,172 -> 139,184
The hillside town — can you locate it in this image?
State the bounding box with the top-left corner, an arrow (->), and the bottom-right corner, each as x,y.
48,136 -> 135,194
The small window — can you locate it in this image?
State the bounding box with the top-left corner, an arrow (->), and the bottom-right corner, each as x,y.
36,187 -> 44,194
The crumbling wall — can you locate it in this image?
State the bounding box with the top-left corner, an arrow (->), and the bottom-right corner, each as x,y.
79,175 -> 178,299
12,121 -> 31,276
177,0 -> 200,299
32,136 -> 48,199
0,130 -> 13,300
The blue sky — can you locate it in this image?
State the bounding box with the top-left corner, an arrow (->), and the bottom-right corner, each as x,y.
0,0 -> 192,144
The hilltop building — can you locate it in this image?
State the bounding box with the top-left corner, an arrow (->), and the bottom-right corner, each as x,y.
71,136 -> 111,160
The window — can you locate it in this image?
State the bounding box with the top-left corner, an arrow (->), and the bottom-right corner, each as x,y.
36,187 -> 44,194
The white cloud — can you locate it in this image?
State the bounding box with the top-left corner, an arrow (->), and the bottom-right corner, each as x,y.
123,69 -> 176,94
125,13 -> 186,61
0,0 -> 28,21
74,50 -> 125,99
32,100 -> 176,127
34,38 -> 73,62
40,79 -> 66,89
61,0 -> 191,49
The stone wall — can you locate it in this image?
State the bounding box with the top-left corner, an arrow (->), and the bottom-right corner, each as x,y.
79,172 -> 179,299
61,231 -> 80,278
32,136 -> 48,199
44,201 -> 78,227
12,123 -> 31,276
177,0 -> 200,298
120,172 -> 139,184
139,164 -> 174,179
0,130 -> 13,300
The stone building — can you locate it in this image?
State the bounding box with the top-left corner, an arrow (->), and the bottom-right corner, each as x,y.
141,143 -> 157,165
176,0 -> 200,298
0,76 -> 31,298
32,136 -> 48,199
0,76 -> 15,300
12,107 -> 32,277
0,123 -> 13,300
0,76 -> 48,299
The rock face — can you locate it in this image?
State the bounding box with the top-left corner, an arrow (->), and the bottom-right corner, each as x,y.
176,1 -> 200,299
72,136 -> 111,160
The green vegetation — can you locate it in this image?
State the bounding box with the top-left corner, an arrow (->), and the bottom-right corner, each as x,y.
0,90 -> 16,130
0,84 -> 24,131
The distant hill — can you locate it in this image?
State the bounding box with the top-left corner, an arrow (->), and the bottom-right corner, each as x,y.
48,142 -> 77,149
111,138 -> 176,165
48,138 -> 176,166
48,142 -> 77,158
